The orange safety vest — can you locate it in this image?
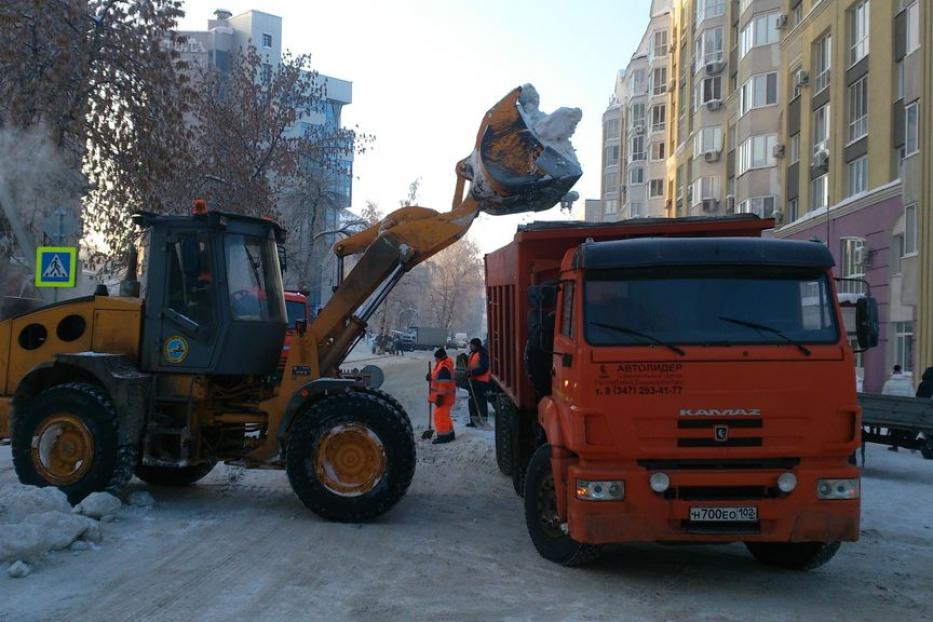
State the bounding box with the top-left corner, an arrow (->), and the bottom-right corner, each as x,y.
469,351 -> 491,383
430,357 -> 456,402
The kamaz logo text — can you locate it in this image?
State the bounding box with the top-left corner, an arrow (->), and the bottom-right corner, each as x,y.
679,408 -> 761,417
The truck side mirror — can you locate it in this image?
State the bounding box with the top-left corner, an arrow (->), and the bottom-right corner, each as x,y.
855,296 -> 879,349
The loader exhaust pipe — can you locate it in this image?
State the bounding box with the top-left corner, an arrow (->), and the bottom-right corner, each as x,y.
118,243 -> 140,298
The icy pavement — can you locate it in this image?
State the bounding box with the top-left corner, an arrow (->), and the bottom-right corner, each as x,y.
1,352 -> 932,621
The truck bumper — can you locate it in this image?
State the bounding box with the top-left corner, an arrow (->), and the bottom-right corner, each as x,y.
566,463 -> 860,545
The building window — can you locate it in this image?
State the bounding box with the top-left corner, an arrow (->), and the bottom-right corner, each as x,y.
630,166 -> 645,184
629,202 -> 643,218
896,61 -> 905,100
630,69 -> 646,94
737,134 -> 777,175
631,103 -> 646,128
791,64 -> 803,99
261,63 -> 272,83
893,234 -> 905,275
848,77 -> 869,142
841,237 -> 866,285
693,126 -> 723,158
737,196 -> 775,218
602,171 -> 618,191
895,321 -> 914,373
905,101 -> 920,156
813,33 -> 832,93
653,30 -> 669,58
792,3 -> 803,26
905,203 -> 918,254
604,118 -> 621,139
739,72 -> 778,116
694,76 -> 723,109
811,174 -> 830,210
605,144 -> 620,166
906,1 -> 920,55
696,27 -> 724,66
790,133 -> 800,163
695,0 -> 726,25
652,67 -> 668,95
650,141 -> 666,161
739,11 -> 782,58
262,33 -> 273,48
848,1 -> 869,66
813,104 -> 831,154
787,197 -> 799,222
631,136 -> 646,161
651,104 -> 666,132
847,156 -> 868,197
649,179 -> 665,198
692,176 -> 721,204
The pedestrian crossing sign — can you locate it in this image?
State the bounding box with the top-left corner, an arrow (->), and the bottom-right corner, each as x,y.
35,246 -> 77,288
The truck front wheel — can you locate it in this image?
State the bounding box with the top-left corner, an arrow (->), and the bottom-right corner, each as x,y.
524,444 -> 601,566
745,541 -> 841,570
286,390 -> 416,522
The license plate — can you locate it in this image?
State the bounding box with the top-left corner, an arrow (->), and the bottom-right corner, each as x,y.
689,506 -> 758,522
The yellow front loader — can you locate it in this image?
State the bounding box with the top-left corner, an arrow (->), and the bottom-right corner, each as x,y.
0,85 -> 581,520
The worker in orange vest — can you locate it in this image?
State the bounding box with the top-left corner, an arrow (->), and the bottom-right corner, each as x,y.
467,338 -> 491,427
427,347 -> 457,444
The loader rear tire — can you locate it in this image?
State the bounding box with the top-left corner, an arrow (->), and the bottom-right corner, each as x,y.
135,461 -> 217,487
745,541 -> 841,570
286,389 -> 416,522
524,444 -> 601,567
12,383 -> 136,504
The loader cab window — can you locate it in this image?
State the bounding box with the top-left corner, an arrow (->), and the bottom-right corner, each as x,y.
225,233 -> 287,323
560,281 -> 575,338
166,232 -> 215,328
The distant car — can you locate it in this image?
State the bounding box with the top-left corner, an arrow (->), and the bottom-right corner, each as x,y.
280,290 -> 311,371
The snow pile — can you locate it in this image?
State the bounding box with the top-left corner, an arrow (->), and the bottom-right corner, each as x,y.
75,492 -> 122,519
516,83 -> 582,167
127,490 -> 155,508
0,485 -> 109,576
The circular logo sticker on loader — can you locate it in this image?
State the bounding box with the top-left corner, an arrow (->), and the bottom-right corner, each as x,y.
163,335 -> 189,364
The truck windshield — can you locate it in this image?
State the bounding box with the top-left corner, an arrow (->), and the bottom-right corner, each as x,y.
584,266 -> 838,347
225,233 -> 287,323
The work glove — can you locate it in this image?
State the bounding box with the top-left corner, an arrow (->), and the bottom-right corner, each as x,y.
434,395 -> 444,407
425,373 -> 432,382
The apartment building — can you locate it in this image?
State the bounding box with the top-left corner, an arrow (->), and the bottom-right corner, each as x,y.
771,0 -> 922,391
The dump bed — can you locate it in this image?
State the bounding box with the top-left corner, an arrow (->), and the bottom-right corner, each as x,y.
484,215 -> 774,410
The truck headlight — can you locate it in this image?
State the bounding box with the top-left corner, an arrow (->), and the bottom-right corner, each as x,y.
777,472 -> 797,493
817,478 -> 859,500
649,472 -> 670,493
576,480 -> 624,501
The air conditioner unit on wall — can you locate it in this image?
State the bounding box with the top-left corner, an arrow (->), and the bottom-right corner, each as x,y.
776,14 -> 788,29
773,143 -> 786,158
705,60 -> 726,75
634,124 -> 646,134
854,245 -> 871,268
813,148 -> 830,170
794,70 -> 810,88
704,149 -> 722,163
725,195 -> 736,214
706,99 -> 723,111
701,198 -> 719,212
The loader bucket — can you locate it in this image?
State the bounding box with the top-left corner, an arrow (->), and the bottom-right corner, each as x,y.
466,84 -> 582,216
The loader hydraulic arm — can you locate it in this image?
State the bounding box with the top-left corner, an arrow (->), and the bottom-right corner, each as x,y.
304,84 -> 582,377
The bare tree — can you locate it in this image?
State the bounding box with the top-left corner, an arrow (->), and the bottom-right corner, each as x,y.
424,237 -> 484,334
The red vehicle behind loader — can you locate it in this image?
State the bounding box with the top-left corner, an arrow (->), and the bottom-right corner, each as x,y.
486,215 -> 879,569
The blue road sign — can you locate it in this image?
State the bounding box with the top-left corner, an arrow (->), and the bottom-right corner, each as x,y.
36,246 -> 77,288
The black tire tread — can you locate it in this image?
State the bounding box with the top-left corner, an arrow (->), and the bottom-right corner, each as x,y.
12,382 -> 137,503
286,389 -> 416,522
745,541 -> 841,570
135,461 -> 217,487
495,395 -> 514,477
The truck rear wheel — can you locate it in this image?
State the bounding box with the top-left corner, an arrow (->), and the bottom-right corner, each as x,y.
495,394 -> 514,477
135,461 -> 217,487
286,390 -> 416,522
524,444 -> 601,566
11,383 -> 137,504
745,541 -> 841,570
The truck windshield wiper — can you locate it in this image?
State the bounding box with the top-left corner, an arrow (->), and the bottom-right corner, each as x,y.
718,316 -> 811,356
589,321 -> 685,356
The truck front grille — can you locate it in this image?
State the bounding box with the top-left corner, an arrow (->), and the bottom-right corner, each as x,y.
637,458 -> 799,470
664,485 -> 780,501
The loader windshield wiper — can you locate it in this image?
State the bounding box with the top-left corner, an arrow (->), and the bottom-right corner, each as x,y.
718,316 -> 811,356
589,321 -> 685,356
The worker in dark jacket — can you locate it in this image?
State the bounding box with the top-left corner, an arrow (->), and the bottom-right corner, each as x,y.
917,367 -> 933,398
467,338 -> 491,427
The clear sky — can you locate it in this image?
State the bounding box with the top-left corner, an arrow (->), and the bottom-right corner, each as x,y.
179,0 -> 653,253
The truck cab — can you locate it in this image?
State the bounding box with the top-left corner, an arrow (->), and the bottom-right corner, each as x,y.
485,217 -> 879,569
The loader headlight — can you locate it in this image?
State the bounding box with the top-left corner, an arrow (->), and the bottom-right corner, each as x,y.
777,472 -> 798,493
576,480 -> 624,501
817,478 -> 860,500
649,472 -> 670,493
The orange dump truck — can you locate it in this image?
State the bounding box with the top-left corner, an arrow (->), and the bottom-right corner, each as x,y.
486,215 -> 879,569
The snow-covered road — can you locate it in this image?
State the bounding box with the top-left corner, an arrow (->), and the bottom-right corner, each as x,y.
2,350 -> 932,621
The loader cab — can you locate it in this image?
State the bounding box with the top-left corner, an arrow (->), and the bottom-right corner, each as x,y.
134,210 -> 288,375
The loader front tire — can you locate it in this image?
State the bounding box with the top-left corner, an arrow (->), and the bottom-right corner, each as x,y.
286,389 -> 415,522
12,383 -> 136,504
135,461 -> 217,487
524,444 -> 601,567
